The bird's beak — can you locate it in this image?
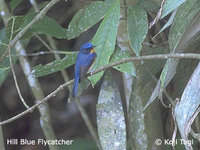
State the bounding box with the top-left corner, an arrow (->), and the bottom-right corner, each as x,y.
93,45 -> 96,48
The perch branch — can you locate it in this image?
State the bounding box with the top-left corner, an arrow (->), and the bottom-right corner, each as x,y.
0,53 -> 200,125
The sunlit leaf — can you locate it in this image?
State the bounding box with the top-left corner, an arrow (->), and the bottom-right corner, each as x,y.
32,52 -> 77,77
67,0 -> 115,39
97,71 -> 126,150
161,0 -> 187,19
89,0 -> 120,86
127,5 -> 148,56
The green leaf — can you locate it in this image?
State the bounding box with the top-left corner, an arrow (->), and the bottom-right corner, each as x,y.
67,0 -> 115,39
6,16 -> 34,40
0,53 -> 17,86
155,9 -> 177,37
173,59 -> 199,99
127,5 -> 148,56
32,52 -> 77,77
110,47 -> 136,76
160,59 -> 171,88
161,0 -> 187,19
137,0 -> 159,12
0,33 -> 8,56
160,0 -> 200,87
144,0 -> 200,110
128,85 -> 147,149
0,65 -> 11,86
10,0 -> 23,11
140,45 -> 169,87
21,13 -> 68,39
0,28 -> 17,86
89,0 -> 120,86
169,0 -> 200,53
0,66 -> 10,71
6,16 -> 26,40
97,71 -> 126,150
174,63 -> 200,148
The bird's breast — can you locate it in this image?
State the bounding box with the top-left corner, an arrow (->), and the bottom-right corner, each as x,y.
90,48 -> 96,54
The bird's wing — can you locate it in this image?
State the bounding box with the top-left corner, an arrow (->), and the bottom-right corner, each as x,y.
80,53 -> 96,79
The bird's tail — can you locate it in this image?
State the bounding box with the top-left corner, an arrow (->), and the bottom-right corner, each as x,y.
72,76 -> 79,98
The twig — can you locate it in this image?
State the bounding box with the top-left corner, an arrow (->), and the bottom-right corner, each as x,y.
8,51 -> 75,57
0,0 -> 61,62
8,17 -> 29,109
0,53 -> 200,125
149,0 -> 165,29
34,33 -> 52,51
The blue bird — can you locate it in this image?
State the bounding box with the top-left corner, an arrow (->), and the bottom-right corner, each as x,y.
72,42 -> 97,98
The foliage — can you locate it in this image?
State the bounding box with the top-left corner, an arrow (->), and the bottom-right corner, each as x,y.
1,0 -> 200,150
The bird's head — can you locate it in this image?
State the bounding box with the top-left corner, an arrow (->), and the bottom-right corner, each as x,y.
79,42 -> 96,54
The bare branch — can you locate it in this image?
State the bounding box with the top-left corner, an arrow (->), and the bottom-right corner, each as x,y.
8,17 -> 29,109
0,0 -> 61,62
149,0 -> 166,29
0,53 -> 200,126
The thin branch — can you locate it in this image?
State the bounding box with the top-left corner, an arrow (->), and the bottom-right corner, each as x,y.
149,0 -> 166,29
0,53 -> 200,126
8,17 -> 29,109
34,33 -> 53,51
8,51 -> 74,57
0,0 -> 61,62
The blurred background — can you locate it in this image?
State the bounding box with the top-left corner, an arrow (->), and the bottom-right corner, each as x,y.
1,0 -> 200,150
0,0 -> 103,149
